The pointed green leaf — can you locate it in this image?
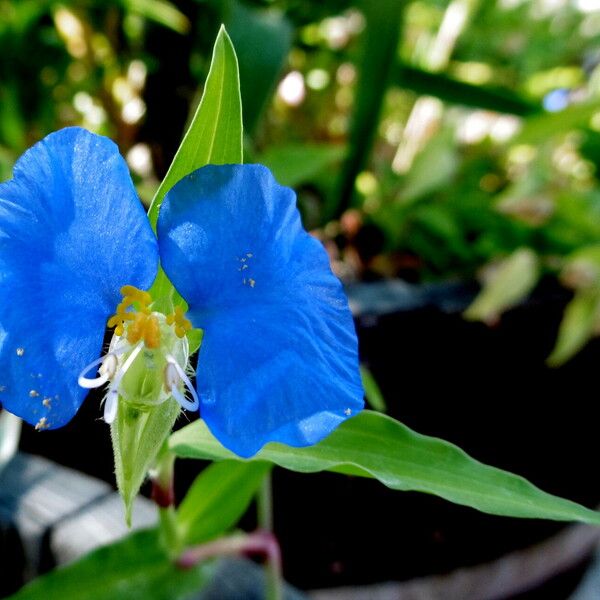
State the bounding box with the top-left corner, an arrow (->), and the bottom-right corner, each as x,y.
223,0 -> 292,133
464,248 -> 540,324
147,25 -> 243,313
360,365 -> 387,412
547,288 -> 600,366
8,529 -> 211,600
170,411 -> 600,525
178,460 -> 271,545
148,25 -> 243,229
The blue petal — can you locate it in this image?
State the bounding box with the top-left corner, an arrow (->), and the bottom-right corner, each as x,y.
0,127 -> 158,429
158,164 -> 363,457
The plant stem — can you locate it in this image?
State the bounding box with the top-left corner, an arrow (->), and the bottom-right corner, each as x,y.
151,442 -> 176,508
257,472 -> 282,600
178,530 -> 281,574
257,472 -> 273,531
151,442 -> 181,556
159,505 -> 181,558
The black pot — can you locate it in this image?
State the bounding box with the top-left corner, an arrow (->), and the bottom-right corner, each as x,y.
273,279 -> 600,597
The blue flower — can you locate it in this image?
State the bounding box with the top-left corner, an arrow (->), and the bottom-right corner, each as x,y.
0,127 -> 363,457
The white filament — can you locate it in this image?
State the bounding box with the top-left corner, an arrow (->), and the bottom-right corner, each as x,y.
103,389 -> 119,424
165,353 -> 199,411
103,342 -> 144,424
78,353 -> 118,389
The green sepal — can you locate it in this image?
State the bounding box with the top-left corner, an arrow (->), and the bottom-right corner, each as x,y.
111,398 -> 181,525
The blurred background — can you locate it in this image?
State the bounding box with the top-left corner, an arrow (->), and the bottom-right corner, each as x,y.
3,0 -> 600,598
5,0 -> 600,360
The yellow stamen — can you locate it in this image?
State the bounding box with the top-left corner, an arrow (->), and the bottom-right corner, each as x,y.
107,285 -> 158,346
120,285 -> 152,306
166,306 -> 192,338
126,312 -> 161,348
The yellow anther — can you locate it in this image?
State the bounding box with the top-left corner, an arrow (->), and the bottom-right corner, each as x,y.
166,306 -> 192,338
126,312 -> 161,349
107,285 -> 158,346
107,312 -> 135,336
120,285 -> 152,306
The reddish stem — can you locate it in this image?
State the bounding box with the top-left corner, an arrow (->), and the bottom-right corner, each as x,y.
151,477 -> 175,508
177,529 -> 281,573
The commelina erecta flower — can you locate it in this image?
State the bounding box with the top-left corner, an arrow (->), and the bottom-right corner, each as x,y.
0,127 -> 364,458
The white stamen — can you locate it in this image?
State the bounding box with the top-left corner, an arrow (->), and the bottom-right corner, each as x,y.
103,342 -> 144,424
165,353 -> 199,411
103,389 -> 118,424
108,335 -> 130,356
78,353 -> 118,389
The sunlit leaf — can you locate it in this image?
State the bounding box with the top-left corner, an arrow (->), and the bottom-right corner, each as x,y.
148,26 -> 243,229
147,26 -> 243,314
223,0 -> 292,133
170,411 -> 600,525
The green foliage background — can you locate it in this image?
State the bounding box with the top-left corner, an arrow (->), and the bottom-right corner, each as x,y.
4,2 -> 600,597
4,0 -> 600,360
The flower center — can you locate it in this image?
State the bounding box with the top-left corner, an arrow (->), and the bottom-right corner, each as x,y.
78,285 -> 198,423
107,285 -> 160,348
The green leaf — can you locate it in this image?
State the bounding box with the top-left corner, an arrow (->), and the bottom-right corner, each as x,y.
401,129 -> 458,204
9,529 -> 211,600
147,25 -> 243,313
515,101 -> 600,145
0,84 -> 26,151
335,0 -> 403,218
547,288 -> 600,366
464,248 -> 540,324
259,143 -> 346,188
178,460 -> 271,545
169,411 -> 600,525
359,365 -> 386,412
223,0 -> 292,134
147,25 -> 243,229
395,63 -> 540,116
122,0 -> 190,34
